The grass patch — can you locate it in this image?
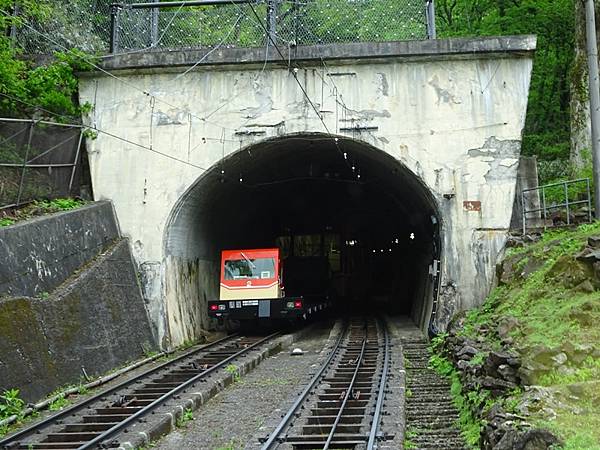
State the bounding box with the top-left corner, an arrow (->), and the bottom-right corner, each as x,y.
48,394 -> 69,411
0,198 -> 87,227
454,220 -> 600,445
429,339 -> 482,449
225,364 -> 241,382
175,408 -> 193,428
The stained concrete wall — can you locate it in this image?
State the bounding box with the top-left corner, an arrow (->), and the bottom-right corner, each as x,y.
0,201 -> 118,297
78,36 -> 536,343
0,239 -> 156,402
510,156 -> 541,231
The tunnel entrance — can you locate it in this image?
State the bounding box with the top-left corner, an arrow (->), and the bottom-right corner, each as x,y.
165,133 -> 441,336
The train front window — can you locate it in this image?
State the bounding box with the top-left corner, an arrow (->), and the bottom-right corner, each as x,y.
224,258 -> 276,280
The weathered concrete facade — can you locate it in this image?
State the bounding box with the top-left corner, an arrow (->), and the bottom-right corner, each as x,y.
79,36 -> 536,346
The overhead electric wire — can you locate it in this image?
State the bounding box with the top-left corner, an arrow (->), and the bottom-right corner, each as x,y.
2,4 -> 371,187
171,13 -> 244,81
235,1 -> 358,176
1,9 -> 240,134
0,92 -> 245,182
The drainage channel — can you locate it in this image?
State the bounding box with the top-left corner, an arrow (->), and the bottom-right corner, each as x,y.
0,333 -> 279,450
260,317 -> 391,450
402,336 -> 467,450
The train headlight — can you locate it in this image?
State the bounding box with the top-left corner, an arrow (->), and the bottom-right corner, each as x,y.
286,301 -> 295,309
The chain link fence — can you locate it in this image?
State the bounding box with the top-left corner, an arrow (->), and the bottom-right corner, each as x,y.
0,119 -> 86,209
13,0 -> 430,55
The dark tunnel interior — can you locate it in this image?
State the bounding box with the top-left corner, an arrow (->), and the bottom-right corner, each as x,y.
166,134 -> 441,324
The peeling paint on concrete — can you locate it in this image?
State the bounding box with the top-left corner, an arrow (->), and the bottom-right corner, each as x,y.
79,44 -> 534,342
428,74 -> 462,105
376,72 -> 389,96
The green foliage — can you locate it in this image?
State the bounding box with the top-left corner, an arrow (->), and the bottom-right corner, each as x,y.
437,0 -> 575,162
403,426 -> 418,449
538,356 -> 600,386
48,393 -> 69,411
0,5 -> 95,120
225,364 -> 241,382
540,149 -> 593,205
0,217 -> 15,227
456,221 -> 600,444
0,198 -> 86,228
37,198 -> 84,211
0,389 -> 24,420
428,350 -> 482,448
175,408 -> 194,428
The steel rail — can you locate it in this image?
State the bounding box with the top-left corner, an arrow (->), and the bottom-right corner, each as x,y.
260,322 -> 348,450
79,331 -> 280,449
323,327 -> 368,450
0,333 -> 240,448
367,321 -> 390,449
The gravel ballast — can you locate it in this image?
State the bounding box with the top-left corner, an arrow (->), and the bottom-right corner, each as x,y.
153,322 -> 336,450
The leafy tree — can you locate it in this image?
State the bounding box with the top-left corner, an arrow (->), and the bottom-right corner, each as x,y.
437,0 -> 575,164
0,1 -> 90,120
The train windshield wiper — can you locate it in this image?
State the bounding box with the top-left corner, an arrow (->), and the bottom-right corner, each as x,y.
240,252 -> 256,269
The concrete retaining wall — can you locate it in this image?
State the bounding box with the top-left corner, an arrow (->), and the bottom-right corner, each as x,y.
0,201 -> 119,298
0,202 -> 157,402
0,238 -> 157,402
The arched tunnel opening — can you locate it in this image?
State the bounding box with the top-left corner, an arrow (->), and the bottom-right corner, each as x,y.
165,134 -> 441,336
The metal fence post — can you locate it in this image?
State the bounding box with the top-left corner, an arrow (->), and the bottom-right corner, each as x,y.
267,0 -> 278,45
110,4 -> 122,54
522,190 -> 527,235
541,186 -> 547,230
68,131 -> 84,194
150,0 -> 159,47
426,0 -> 436,39
587,178 -> 593,223
9,3 -> 20,43
16,121 -> 35,206
564,181 -> 570,225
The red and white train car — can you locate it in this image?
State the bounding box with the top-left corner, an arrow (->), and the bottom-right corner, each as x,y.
207,248 -> 329,322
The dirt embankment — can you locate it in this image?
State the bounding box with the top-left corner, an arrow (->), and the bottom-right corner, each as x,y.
431,223 -> 600,450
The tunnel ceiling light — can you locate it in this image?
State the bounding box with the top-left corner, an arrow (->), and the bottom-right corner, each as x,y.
410,232 -> 415,240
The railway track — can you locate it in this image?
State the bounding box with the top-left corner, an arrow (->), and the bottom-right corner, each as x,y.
402,336 -> 467,450
259,317 -> 391,450
0,332 -> 280,450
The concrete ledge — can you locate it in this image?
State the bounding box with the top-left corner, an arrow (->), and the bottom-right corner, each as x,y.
0,201 -> 119,297
97,35 -> 536,73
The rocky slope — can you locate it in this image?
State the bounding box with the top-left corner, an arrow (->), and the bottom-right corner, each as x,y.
431,222 -> 600,450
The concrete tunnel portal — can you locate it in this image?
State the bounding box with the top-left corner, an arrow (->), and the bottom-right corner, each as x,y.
164,133 -> 442,332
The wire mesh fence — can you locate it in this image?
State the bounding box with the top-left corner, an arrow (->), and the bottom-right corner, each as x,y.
12,0 -> 430,55
0,119 -> 86,209
12,0 -> 115,55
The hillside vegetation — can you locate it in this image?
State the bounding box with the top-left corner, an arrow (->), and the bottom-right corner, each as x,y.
431,222 -> 600,449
